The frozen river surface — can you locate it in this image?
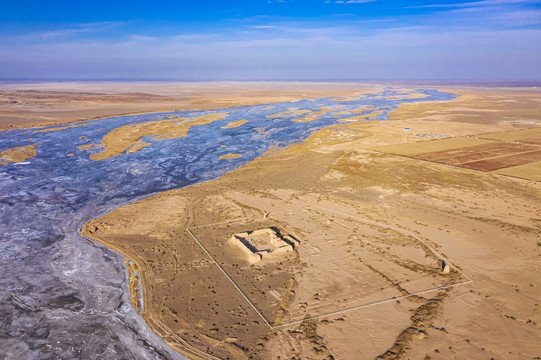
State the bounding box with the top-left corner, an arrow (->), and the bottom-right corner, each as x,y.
0,88 -> 454,359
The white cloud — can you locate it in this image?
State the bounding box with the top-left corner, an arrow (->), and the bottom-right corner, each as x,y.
21,21 -> 121,40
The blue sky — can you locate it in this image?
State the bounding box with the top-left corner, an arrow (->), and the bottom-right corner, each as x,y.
0,0 -> 540,81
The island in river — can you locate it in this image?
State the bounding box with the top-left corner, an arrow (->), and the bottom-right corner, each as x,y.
1,82 -> 540,359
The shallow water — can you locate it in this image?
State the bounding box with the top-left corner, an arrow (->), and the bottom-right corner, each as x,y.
0,88 -> 455,359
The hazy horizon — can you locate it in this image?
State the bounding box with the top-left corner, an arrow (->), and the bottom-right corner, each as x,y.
2,79 -> 541,86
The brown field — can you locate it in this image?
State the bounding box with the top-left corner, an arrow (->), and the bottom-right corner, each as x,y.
416,142 -> 540,165
373,125 -> 541,180
79,85 -> 541,360
461,150 -> 541,171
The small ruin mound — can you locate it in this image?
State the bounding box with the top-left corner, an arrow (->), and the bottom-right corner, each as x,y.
228,227 -> 298,263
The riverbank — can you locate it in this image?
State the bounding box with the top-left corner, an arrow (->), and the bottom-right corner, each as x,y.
2,84 -> 454,359
0,81 -> 381,130
2,83 -> 540,359
82,86 -> 541,359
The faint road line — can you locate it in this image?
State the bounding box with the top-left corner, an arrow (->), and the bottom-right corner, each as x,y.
186,228 -> 272,327
312,205 -> 473,283
272,279 -> 471,329
187,206 -> 473,329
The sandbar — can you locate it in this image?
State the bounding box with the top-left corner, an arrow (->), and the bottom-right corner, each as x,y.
81,85 -> 541,359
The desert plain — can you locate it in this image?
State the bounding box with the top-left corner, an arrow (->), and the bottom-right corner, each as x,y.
1,82 -> 541,360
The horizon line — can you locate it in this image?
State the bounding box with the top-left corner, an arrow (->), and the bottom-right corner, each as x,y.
1,78 -> 541,87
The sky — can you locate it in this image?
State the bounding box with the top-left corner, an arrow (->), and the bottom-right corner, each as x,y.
0,0 -> 540,81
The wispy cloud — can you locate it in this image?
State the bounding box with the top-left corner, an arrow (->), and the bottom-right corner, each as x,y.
1,23 -> 539,81
0,0 -> 539,81
404,0 -> 541,28
409,0 -> 536,9
24,21 -> 121,40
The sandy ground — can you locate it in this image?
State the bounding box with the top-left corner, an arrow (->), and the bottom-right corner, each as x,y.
79,85 -> 541,359
0,81 -> 380,130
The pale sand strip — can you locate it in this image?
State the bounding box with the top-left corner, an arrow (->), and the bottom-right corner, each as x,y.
479,127 -> 541,141
371,137 -> 496,156
492,160 -> 541,181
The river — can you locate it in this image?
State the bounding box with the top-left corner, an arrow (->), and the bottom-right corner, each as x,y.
0,88 -> 455,359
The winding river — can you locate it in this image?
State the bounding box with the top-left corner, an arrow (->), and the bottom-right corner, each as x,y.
0,88 -> 455,359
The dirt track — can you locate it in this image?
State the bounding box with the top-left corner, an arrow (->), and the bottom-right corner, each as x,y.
82,86 -> 541,359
